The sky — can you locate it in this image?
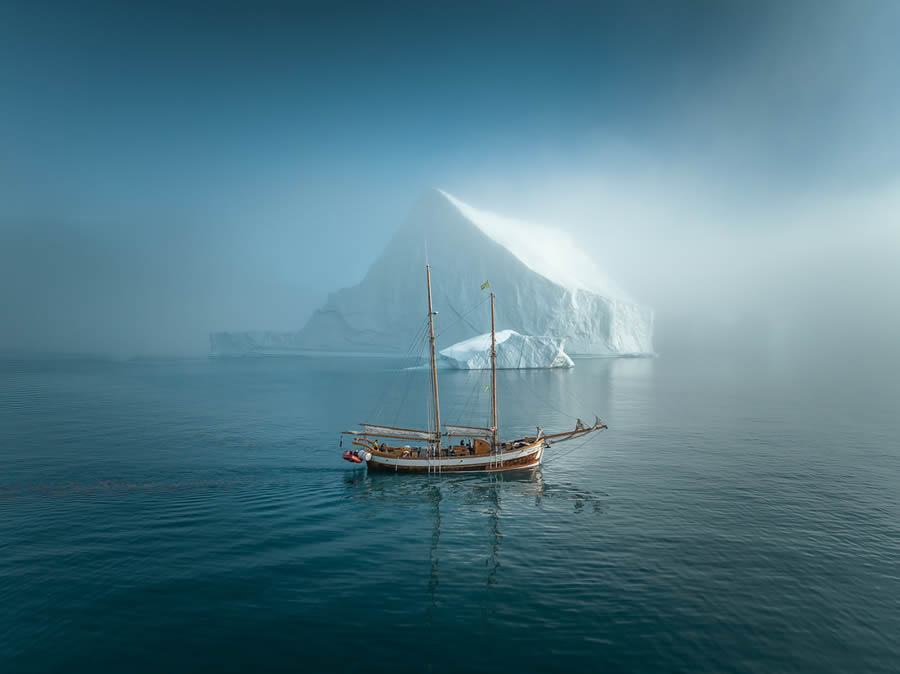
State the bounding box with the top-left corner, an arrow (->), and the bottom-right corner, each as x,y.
1,0 -> 898,358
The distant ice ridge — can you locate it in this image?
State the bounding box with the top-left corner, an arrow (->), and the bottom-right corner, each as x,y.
439,330 -> 574,370
210,189 -> 654,357
210,331 -> 305,357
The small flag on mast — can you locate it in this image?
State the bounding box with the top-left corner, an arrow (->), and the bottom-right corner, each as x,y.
480,280 -> 490,290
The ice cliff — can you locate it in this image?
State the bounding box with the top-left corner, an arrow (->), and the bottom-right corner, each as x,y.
211,188 -> 654,357
440,330 -> 574,369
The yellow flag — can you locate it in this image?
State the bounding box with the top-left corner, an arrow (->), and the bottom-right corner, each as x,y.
480,280 -> 490,290
484,385 -> 490,392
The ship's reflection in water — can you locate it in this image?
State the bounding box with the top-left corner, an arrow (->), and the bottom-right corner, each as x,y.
428,482 -> 441,620
342,468 -> 607,619
342,466 -> 607,512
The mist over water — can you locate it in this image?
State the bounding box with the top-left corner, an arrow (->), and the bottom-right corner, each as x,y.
2,1 -> 899,363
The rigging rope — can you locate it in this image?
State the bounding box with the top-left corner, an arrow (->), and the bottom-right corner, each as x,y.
542,430 -> 599,465
367,315 -> 430,424
391,323 -> 431,427
446,367 -> 491,429
362,280 -> 602,452
506,369 -> 581,422
434,296 -> 490,341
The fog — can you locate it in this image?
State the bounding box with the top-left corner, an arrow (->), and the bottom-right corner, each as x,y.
454,170 -> 900,363
1,1 -> 898,362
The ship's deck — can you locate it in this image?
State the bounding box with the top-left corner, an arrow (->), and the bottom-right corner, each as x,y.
358,436 -> 538,461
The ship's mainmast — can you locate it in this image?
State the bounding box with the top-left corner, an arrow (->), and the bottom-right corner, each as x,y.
426,265 -> 441,452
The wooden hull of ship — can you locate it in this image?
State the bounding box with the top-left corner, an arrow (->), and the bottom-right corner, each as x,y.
364,439 -> 544,473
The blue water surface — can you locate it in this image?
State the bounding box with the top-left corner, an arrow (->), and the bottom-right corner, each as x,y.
1,354 -> 898,673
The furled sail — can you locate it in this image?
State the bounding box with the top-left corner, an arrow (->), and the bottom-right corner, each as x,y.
444,424 -> 494,437
359,424 -> 439,440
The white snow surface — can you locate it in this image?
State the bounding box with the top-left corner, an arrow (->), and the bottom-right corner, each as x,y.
438,190 -> 630,301
439,330 -> 574,370
211,189 -> 654,357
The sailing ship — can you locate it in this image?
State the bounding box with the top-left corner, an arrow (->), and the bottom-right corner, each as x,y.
341,265 -> 607,473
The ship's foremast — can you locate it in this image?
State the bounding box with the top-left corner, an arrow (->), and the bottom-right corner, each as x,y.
490,290 -> 498,453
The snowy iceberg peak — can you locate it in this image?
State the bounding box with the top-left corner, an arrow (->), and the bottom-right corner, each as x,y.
439,330 -> 574,370
436,189 -> 630,302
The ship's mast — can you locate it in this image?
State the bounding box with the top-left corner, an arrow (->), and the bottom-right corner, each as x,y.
426,265 -> 441,451
490,291 -> 498,451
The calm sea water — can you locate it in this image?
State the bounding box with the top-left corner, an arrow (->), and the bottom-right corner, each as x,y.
1,353 -> 898,673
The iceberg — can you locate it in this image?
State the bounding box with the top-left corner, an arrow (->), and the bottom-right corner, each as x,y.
439,330 -> 574,369
210,189 -> 654,357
